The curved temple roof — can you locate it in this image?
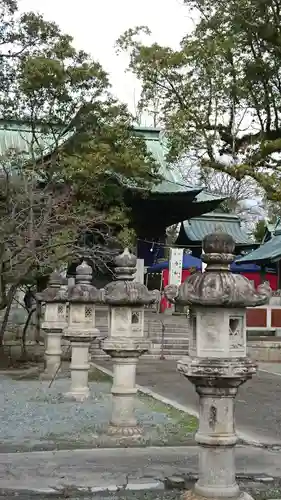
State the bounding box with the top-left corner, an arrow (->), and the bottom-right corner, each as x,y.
0,121 -> 225,221
133,127 -> 225,200
0,119 -> 71,158
237,219 -> 281,263
177,212 -> 254,246
133,127 -> 200,194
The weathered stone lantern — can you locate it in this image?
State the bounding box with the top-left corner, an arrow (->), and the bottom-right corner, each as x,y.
165,232 -> 271,500
101,248 -> 159,436
38,271 -> 68,380
63,260 -> 102,401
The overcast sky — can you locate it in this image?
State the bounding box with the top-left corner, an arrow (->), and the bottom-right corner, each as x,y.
18,0 -> 193,114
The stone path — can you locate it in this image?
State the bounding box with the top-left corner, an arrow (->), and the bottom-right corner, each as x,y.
0,446 -> 280,493
95,359 -> 281,446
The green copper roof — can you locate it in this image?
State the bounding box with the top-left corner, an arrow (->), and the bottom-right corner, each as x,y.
266,222 -> 277,235
133,127 -> 201,194
192,190 -> 224,204
0,121 -> 225,210
133,127 -> 227,204
238,219 -> 281,263
0,120 -> 71,159
179,212 -> 253,245
262,223 -> 275,244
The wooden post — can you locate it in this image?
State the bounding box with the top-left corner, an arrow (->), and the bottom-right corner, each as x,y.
133,259 -> 144,284
260,264 -> 266,284
278,259 -> 281,289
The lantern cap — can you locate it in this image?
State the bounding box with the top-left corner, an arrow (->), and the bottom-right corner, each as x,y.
68,260 -> 102,303
165,231 -> 271,308
49,271 -> 63,287
37,271 -> 67,303
101,248 -> 160,306
114,248 -> 137,280
76,260 -> 92,284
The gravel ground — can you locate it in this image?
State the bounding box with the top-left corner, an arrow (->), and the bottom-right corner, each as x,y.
1,488 -> 281,500
0,372 -> 197,452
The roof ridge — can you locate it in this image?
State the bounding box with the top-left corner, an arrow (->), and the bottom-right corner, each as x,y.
181,213 -> 253,245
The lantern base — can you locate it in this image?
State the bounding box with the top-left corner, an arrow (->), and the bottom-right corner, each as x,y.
107,423 -> 143,438
182,490 -> 254,500
64,387 -> 90,402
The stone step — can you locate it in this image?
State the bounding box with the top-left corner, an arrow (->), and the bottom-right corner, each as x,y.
151,338 -> 189,346
148,329 -> 188,334
152,341 -> 189,349
156,333 -> 189,338
96,323 -> 189,331
90,354 -> 111,360
149,336 -> 189,341
96,320 -> 188,327
149,348 -> 188,356
95,329 -> 190,338
142,353 -> 184,360
147,321 -> 188,327
149,339 -> 189,346
147,322 -> 188,328
148,329 -> 189,336
150,331 -> 189,337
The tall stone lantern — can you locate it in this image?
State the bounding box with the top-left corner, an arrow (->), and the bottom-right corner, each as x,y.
63,260 -> 103,401
38,271 -> 68,380
101,248 -> 159,437
165,232 -> 271,500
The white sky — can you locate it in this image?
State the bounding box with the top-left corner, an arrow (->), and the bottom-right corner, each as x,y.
18,0 -> 193,114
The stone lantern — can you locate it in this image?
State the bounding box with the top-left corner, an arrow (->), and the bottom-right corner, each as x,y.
38,271 -> 68,380
165,232 -> 271,500
101,248 -> 159,437
63,260 -> 102,401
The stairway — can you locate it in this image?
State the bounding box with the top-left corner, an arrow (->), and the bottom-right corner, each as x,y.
145,314 -> 189,359
90,307 -> 190,360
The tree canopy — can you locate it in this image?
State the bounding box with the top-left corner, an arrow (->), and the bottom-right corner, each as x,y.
0,0 -> 158,309
117,0 -> 281,205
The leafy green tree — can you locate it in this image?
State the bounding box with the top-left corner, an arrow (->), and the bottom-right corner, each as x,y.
117,0 -> 281,202
253,220 -> 267,243
0,0 -> 158,352
0,0 -> 157,283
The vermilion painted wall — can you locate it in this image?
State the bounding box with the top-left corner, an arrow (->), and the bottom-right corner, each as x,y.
160,269 -> 278,313
160,269 -> 191,312
241,272 -> 277,291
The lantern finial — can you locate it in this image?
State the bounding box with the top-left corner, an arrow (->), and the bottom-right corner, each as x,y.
202,232 -> 235,271
48,271 -> 63,288
114,248 -> 137,281
76,260 -> 92,284
37,271 -> 66,303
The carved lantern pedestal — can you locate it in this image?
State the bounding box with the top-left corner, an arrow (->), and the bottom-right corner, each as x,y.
102,339 -> 149,437
63,261 -> 102,401
38,272 -> 67,380
101,248 -> 158,437
165,232 -> 271,500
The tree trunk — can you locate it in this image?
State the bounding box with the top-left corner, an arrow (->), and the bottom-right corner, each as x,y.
0,285 -> 17,346
20,307 -> 36,361
0,285 -> 17,367
35,275 -> 49,343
